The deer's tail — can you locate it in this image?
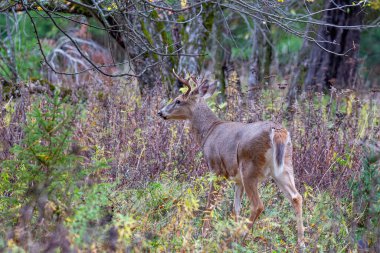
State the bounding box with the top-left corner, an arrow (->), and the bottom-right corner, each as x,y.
270,128 -> 289,177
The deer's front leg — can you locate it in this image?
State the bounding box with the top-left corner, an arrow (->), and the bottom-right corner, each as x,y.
202,180 -> 221,237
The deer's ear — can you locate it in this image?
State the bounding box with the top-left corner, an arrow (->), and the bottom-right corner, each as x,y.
199,81 -> 217,99
191,80 -> 216,98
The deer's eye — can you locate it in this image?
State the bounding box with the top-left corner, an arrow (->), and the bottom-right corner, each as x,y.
175,100 -> 181,104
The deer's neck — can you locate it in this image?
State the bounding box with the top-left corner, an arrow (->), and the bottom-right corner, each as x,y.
189,101 -> 221,146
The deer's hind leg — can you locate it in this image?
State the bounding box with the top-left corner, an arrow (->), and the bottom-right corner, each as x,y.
272,164 -> 305,248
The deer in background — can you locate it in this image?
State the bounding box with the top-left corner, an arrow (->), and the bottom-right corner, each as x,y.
158,70 -> 305,249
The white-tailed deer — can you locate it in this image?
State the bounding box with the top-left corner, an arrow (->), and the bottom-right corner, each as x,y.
158,70 -> 305,248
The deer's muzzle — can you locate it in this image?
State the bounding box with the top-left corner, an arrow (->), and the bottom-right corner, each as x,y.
157,111 -> 167,120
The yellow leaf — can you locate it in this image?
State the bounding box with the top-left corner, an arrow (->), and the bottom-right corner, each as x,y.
37,154 -> 50,161
346,94 -> 354,115
181,0 -> 187,8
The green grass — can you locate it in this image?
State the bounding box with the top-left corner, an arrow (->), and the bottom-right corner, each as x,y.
57,170 -> 362,252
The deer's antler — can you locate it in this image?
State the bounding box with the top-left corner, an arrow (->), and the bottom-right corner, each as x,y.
173,69 -> 191,96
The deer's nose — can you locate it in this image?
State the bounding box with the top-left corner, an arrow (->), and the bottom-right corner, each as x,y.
157,111 -> 163,117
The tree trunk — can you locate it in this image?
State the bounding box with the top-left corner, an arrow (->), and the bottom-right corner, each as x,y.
178,3 -> 213,76
207,13 -> 225,103
304,0 -> 363,92
221,45 -> 232,102
5,12 -> 18,83
83,1 -> 160,88
178,14 -> 204,75
287,23 -> 311,107
263,26 -> 273,83
247,24 -> 261,101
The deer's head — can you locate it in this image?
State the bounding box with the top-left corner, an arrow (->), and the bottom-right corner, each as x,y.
157,70 -> 217,120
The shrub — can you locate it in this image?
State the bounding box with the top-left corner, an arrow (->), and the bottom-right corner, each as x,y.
0,91 -> 89,250
350,151 -> 380,250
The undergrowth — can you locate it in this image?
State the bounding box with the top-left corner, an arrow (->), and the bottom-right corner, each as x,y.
0,80 -> 379,252
62,171 -> 376,252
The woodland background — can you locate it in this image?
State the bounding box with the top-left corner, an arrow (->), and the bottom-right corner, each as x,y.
0,0 -> 379,252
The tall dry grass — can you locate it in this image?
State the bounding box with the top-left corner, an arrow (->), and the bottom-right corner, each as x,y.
1,80 -> 378,193
0,78 -> 379,251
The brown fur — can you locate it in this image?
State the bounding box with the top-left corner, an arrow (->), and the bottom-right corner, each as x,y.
158,76 -> 305,248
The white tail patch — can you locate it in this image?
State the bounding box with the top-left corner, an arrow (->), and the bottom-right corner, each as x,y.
270,128 -> 289,177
